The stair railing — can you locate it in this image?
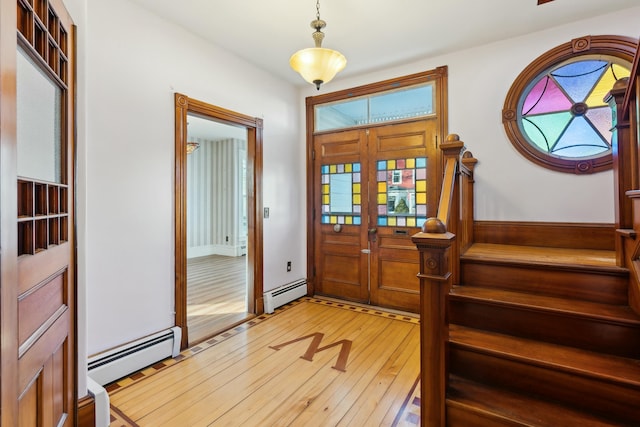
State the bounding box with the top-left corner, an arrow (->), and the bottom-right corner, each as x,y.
412,134 -> 476,426
608,42 -> 640,314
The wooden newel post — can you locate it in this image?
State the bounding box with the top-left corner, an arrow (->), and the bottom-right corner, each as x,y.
412,218 -> 455,427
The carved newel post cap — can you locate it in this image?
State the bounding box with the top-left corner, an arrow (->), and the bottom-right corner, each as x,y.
446,134 -> 460,142
422,217 -> 447,233
612,77 -> 629,91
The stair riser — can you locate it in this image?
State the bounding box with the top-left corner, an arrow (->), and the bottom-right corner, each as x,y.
446,403 -> 522,427
460,261 -> 628,304
449,298 -> 640,358
450,347 -> 640,424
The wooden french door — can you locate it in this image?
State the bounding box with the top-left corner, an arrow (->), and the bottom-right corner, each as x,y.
313,119 -> 439,312
1,0 -> 76,425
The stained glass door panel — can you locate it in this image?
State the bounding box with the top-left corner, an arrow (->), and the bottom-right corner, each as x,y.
314,129 -> 370,302
367,121 -> 438,312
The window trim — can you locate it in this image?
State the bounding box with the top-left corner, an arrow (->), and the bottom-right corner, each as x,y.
502,35 -> 638,174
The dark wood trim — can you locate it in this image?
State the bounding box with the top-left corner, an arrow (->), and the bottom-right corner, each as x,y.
174,93 -> 263,350
305,67 -> 449,298
77,395 -> 95,427
473,221 -> 615,250
0,0 -> 19,424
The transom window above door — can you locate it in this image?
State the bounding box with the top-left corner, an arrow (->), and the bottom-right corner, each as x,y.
314,83 -> 435,132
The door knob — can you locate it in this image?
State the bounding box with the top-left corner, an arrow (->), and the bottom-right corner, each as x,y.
368,228 -> 377,234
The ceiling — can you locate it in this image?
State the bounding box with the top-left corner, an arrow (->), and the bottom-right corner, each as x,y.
131,0 -> 638,88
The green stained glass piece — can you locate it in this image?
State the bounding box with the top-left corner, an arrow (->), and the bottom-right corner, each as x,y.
522,112 -> 572,153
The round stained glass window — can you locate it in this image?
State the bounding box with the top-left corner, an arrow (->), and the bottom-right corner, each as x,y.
503,36 -> 637,174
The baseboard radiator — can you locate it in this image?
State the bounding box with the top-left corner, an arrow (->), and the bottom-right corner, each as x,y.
264,280 -> 307,314
88,326 -> 181,386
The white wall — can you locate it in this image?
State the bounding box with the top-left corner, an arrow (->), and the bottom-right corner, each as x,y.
83,0 -> 304,363
300,6 -> 640,223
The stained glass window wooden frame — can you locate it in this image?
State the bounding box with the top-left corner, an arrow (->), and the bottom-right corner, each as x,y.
502,35 -> 638,174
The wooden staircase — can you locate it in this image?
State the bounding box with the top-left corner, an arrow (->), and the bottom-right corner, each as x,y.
445,243 -> 640,426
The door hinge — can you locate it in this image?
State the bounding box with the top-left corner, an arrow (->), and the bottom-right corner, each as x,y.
435,135 -> 438,149
312,149 -> 315,160
366,129 -> 370,136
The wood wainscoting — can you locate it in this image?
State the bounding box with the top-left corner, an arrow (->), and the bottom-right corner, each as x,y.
77,395 -> 96,427
473,220 -> 615,250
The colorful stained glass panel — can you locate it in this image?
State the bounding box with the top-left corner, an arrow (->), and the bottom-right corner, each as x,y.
321,162 -> 362,225
376,157 -> 427,228
519,58 -> 630,160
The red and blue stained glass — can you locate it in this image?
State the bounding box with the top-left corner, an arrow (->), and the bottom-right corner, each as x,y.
376,157 -> 428,227
519,59 -> 630,158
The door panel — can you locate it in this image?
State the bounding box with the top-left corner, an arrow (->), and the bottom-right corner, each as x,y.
313,120 -> 438,312
314,129 -> 369,303
368,120 -> 438,311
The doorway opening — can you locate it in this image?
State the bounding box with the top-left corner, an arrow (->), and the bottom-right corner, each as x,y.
186,115 -> 249,344
175,94 -> 263,349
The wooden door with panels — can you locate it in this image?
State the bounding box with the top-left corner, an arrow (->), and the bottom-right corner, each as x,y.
1,0 -> 76,425
313,119 -> 439,312
309,70 -> 448,314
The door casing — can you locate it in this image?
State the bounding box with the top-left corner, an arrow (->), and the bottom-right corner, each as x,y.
174,93 -> 263,350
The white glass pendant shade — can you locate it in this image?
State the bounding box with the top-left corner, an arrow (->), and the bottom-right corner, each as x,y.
290,47 -> 347,90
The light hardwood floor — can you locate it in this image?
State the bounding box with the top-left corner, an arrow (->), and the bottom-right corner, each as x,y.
187,254 -> 249,345
108,298 -> 421,426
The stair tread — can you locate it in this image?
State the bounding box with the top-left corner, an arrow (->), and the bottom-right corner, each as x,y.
449,286 -> 640,325
449,324 -> 640,388
448,375 -> 631,426
462,243 -> 621,271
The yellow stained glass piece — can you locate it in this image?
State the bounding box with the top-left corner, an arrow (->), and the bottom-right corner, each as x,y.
330,216 -> 337,224
407,217 -> 416,227
353,183 -> 361,194
353,194 -> 361,204
406,158 -> 415,168
323,195 -> 330,204
586,64 -> 630,107
345,164 -> 352,172
387,160 -> 396,170
378,193 -> 387,204
388,217 -> 397,226
322,184 -> 330,194
346,216 -> 353,225
378,182 -> 387,193
416,193 -> 426,204
330,165 -> 337,173
416,180 -> 427,192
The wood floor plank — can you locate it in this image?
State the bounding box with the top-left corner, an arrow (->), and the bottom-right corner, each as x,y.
339,329 -> 420,426
129,305 -> 361,424
108,299 -> 421,426
210,313 -> 394,426
111,303 -> 338,416
162,308 -> 380,426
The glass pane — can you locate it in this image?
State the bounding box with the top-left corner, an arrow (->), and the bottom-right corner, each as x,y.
17,47 -> 62,183
321,162 -> 361,225
522,77 -> 572,115
552,60 -> 607,103
369,83 -> 434,124
376,157 -> 427,228
315,99 -> 368,132
518,56 -> 630,160
314,83 -> 435,132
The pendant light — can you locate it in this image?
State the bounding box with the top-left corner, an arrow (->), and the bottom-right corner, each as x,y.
289,0 -> 346,90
